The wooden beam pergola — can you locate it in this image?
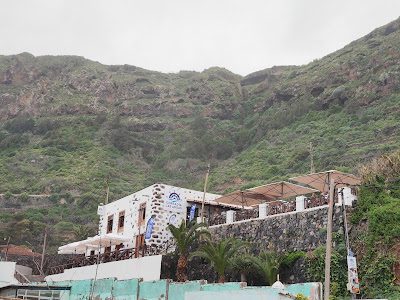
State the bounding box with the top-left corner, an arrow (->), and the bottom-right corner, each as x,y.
215,181 -> 319,207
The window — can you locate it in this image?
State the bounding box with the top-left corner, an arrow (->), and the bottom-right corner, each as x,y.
17,289 -> 61,300
107,215 -> 113,233
138,203 -> 146,226
186,205 -> 198,222
118,211 -> 125,231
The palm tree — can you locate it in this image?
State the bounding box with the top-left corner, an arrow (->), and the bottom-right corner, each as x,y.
230,253 -> 254,282
191,237 -> 247,283
168,221 -> 209,282
250,251 -> 282,285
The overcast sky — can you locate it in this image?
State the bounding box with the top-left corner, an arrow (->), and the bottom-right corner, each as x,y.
1,1 -> 399,75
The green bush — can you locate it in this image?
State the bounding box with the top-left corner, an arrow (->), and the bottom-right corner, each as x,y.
19,192 -> 29,203
4,117 -> 35,133
306,245 -> 348,299
281,251 -> 306,268
4,191 -> 12,200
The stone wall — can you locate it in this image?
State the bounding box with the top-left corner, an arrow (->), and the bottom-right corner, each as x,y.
209,205 -> 345,253
162,205 -> 348,284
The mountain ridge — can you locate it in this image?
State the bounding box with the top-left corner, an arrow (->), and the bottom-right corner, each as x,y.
0,17 -> 399,250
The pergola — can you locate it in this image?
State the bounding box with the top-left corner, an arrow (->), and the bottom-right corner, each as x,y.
214,181 -> 319,207
289,170 -> 361,192
58,234 -> 130,255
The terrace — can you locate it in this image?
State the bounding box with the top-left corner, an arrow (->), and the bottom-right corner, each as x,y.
50,234 -> 174,275
208,171 -> 360,226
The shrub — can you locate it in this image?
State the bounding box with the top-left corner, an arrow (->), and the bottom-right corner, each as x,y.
4,191 -> 12,200
306,246 -> 347,299
19,192 -> 29,203
281,251 -> 306,268
4,117 -> 35,133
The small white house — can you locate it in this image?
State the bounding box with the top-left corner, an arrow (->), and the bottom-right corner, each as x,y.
58,183 -> 239,257
95,183 -> 223,252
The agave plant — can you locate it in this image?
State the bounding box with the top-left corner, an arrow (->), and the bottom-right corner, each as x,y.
168,220 -> 209,282
250,251 -> 282,285
191,237 -> 247,283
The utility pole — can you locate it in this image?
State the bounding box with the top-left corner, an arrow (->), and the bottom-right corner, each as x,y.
324,173 -> 335,300
40,227 -> 48,275
200,163 -> 211,223
4,236 -> 11,261
105,175 -> 110,204
341,188 -> 357,299
309,141 -> 316,173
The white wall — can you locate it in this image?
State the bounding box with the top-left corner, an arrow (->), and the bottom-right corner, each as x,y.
94,183 -> 221,252
338,187 -> 357,206
15,265 -> 32,276
45,255 -> 162,282
0,262 -> 18,285
96,185 -> 154,252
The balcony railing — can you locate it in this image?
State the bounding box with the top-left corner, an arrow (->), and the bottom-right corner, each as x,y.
208,195 -> 338,226
49,241 -> 174,275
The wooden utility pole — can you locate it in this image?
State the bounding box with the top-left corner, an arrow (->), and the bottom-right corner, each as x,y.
40,227 -> 48,275
105,176 -> 110,204
200,163 -> 211,223
309,142 -> 316,173
324,173 -> 335,300
4,236 -> 11,261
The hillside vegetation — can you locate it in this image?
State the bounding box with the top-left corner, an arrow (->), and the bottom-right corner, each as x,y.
0,18 -> 399,251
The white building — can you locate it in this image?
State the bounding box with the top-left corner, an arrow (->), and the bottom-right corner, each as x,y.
94,183 -> 225,253
56,183 -> 240,258
46,183 -> 240,282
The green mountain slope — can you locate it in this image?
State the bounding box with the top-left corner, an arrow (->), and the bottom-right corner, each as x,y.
0,17 -> 399,250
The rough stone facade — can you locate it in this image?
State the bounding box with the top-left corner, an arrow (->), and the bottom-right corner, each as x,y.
209,205 -> 345,253
161,206 -> 348,284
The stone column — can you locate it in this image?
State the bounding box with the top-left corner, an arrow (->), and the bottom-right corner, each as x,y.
296,196 -> 306,212
258,203 -> 268,218
226,210 -> 235,224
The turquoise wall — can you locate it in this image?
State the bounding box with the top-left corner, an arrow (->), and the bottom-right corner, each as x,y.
138,280 -> 168,300
168,281 -> 203,300
54,278 -> 321,300
113,279 -> 139,300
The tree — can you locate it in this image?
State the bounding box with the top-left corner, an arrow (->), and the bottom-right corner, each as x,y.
250,252 -> 282,285
72,224 -> 94,241
191,237 -> 247,283
230,253 -> 254,282
168,221 -> 209,282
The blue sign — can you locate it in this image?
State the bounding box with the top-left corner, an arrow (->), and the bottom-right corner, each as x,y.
189,204 -> 196,221
145,216 -> 156,240
165,191 -> 184,212
169,192 -> 180,203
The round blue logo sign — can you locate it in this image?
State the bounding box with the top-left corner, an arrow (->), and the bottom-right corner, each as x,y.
169,192 -> 181,203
